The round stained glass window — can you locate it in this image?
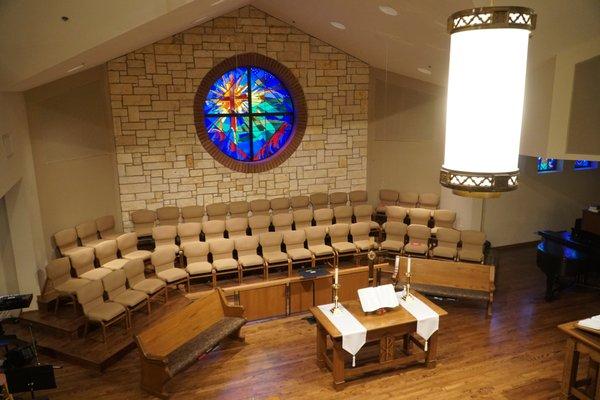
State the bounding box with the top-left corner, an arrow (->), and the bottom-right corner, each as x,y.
194,53 -> 307,173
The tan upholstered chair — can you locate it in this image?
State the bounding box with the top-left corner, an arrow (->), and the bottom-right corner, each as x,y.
152,226 -> 179,255
290,195 -> 310,210
386,206 -> 408,224
380,222 -> 407,254
54,228 -> 84,257
310,192 -> 329,210
131,209 -> 157,238
293,209 -> 313,229
377,189 -> 399,213
226,217 -> 248,239
314,208 -> 334,226
181,205 -> 204,223
333,205 -> 353,225
349,190 -> 368,206
209,238 -> 240,284
206,202 -> 229,221
328,223 -> 357,266
70,247 -> 111,281
94,240 -> 129,271
259,232 -> 290,279
283,230 -> 314,270
96,215 -> 120,240
398,192 -> 419,208
235,236 -> 264,281
408,208 -> 432,226
432,228 -> 460,260
305,226 -> 334,266
77,280 -> 127,342
459,230 -> 486,263
102,270 -> 150,328
353,204 -> 379,230
202,220 -> 226,241
270,197 -> 290,215
418,193 -> 440,210
272,212 -> 293,232
181,242 -> 213,286
229,201 -> 250,218
350,222 -> 375,254
123,259 -> 167,303
156,206 -> 180,226
45,257 -> 89,314
250,199 -> 270,216
329,192 -> 348,208
177,222 -> 202,247
249,215 -> 271,235
117,233 -> 151,263
431,210 -> 457,235
76,220 -> 107,249
404,224 -> 431,256
151,248 -> 190,293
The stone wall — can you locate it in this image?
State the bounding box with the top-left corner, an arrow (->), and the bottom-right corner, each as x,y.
107,6 -> 369,229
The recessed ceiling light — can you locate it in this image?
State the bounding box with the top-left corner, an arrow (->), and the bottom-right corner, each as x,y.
67,63 -> 85,73
379,5 -> 398,16
211,0 -> 225,5
330,21 -> 346,30
417,67 -> 432,75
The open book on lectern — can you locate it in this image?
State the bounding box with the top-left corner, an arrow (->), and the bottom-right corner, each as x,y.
358,284 -> 400,313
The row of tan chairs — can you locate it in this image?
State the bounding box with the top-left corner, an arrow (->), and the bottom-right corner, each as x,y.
377,190 -> 440,212
129,191 -> 370,237
385,206 -> 456,233
380,222 -> 486,263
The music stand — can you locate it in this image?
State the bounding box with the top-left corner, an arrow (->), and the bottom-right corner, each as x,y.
6,365 -> 56,400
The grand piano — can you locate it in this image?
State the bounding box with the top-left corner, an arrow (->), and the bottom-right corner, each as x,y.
537,208 -> 600,301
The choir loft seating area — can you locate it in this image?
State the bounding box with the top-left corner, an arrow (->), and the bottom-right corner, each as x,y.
1,2 -> 599,400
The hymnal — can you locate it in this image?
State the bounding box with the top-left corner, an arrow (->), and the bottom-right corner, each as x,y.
358,284 -> 399,313
577,315 -> 600,335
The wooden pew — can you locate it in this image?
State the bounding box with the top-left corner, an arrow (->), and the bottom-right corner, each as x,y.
134,288 -> 245,399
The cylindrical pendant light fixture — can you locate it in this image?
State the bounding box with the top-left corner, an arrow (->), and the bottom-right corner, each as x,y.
440,7 -> 536,198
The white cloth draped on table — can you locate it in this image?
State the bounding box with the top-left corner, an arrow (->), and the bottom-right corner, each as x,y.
397,290 -> 439,351
317,303 -> 366,367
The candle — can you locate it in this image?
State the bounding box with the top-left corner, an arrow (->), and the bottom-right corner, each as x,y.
394,255 -> 400,277
407,256 -> 411,274
334,267 -> 339,285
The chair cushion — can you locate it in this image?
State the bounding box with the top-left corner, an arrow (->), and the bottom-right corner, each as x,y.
113,290 -> 148,307
186,261 -> 213,275
354,240 -> 374,251
169,316 -> 246,375
55,278 -> 90,294
157,268 -> 188,283
154,244 -> 180,254
87,302 -> 125,322
380,240 -> 404,252
308,244 -> 334,256
103,258 -> 130,271
433,247 -> 457,259
213,258 -> 238,271
132,279 -> 165,295
287,248 -> 312,261
238,255 -> 263,268
459,249 -> 483,262
332,242 -> 357,254
101,232 -> 121,240
404,242 -> 429,255
123,250 -> 152,261
80,267 -> 111,281
263,251 -> 289,264
62,247 -> 88,257
83,239 -> 109,249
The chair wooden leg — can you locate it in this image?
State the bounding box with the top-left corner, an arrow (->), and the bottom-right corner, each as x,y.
311,256 -> 316,269
237,268 -> 242,285
186,276 -> 190,293
101,323 -> 107,343
287,260 -> 292,277
265,262 -> 269,280
71,295 -> 78,314
147,299 -> 151,316
212,271 -> 217,288
83,320 -> 89,339
54,297 -> 60,314
165,285 -> 169,303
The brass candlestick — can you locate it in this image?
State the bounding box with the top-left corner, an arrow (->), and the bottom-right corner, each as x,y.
331,283 -> 341,314
402,270 -> 413,301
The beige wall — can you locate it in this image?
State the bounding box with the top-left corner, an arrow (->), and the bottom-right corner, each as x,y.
107,6 -> 369,230
25,66 -> 122,258
367,67 -> 445,203
0,197 -> 18,294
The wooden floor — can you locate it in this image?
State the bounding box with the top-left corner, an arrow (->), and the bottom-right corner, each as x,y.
32,246 -> 600,399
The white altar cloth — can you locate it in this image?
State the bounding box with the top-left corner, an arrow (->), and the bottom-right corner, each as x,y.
317,303 -> 366,366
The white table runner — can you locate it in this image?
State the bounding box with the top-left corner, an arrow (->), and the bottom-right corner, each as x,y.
397,290 -> 439,351
317,303 -> 366,367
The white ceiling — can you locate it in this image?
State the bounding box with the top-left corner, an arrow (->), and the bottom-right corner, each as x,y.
0,0 -> 598,91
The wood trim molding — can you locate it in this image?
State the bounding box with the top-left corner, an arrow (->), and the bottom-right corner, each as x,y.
193,53 -> 308,173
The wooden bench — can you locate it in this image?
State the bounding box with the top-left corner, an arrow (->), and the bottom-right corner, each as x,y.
379,257 -> 496,317
134,288 -> 245,399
